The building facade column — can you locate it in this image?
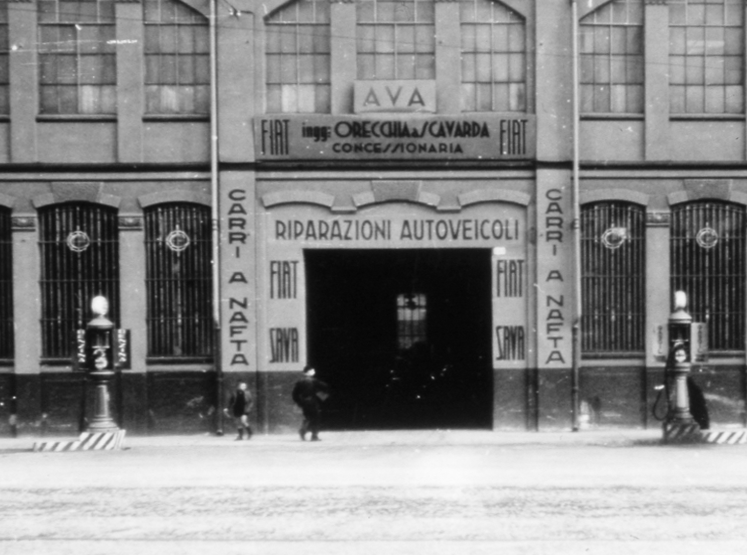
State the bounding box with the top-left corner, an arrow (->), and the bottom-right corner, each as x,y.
116,0 -> 145,163
118,215 -> 148,432
11,214 -> 41,434
8,0 -> 38,163
645,0 -> 670,161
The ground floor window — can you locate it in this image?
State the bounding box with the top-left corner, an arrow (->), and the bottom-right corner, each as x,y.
38,202 -> 120,359
145,203 -> 213,359
671,201 -> 746,352
581,202 -> 646,355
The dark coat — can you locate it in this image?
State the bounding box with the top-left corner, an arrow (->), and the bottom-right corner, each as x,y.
229,389 -> 253,417
292,376 -> 329,409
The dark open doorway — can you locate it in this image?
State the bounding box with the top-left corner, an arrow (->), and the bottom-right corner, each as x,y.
305,249 -> 493,430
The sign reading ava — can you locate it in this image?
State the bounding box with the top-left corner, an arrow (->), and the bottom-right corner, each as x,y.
255,114 -> 535,161
354,80 -> 436,113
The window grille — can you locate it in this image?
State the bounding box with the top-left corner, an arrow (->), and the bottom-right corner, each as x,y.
0,208 -> 12,359
579,0 -> 644,114
145,204 -> 213,359
460,0 -> 526,112
38,0 -> 117,115
669,0 -> 744,114
265,0 -> 331,113
397,293 -> 427,350
144,0 -> 210,115
581,202 -> 646,355
357,0 -> 436,80
0,2 -> 9,114
671,201 -> 746,351
39,203 -> 120,358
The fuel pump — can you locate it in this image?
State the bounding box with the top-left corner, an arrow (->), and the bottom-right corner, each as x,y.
653,291 -> 708,428
667,291 -> 693,424
85,295 -> 119,433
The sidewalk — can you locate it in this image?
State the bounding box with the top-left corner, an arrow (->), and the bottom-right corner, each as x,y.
1,428 -> 665,451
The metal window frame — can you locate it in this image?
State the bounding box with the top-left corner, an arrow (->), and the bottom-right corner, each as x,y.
144,203 -> 214,360
580,201 -> 646,356
38,202 -> 120,360
670,200 -> 746,352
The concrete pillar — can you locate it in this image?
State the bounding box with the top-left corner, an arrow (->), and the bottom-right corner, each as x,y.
219,11 -> 255,162
11,215 -> 41,433
435,1 -> 461,115
116,2 -> 145,163
535,169 -> 575,430
117,215 -> 148,432
219,171 -> 258,428
535,1 -> 572,161
330,0 -> 356,115
8,1 -> 37,163
644,1 -> 670,161
645,209 -> 671,426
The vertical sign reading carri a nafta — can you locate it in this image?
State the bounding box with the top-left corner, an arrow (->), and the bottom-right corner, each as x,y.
220,175 -> 257,372
536,172 -> 573,368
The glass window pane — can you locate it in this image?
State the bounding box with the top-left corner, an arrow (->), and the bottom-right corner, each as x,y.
705,86 -> 725,113
670,85 -> 686,113
686,85 -> 704,112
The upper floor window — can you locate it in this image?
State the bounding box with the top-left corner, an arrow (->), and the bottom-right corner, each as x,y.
669,0 -> 744,114
460,0 -> 526,112
38,0 -> 117,115
38,203 -> 120,358
0,2 -> 8,115
581,202 -> 646,355
144,203 -> 213,359
357,0 -> 436,80
579,0 -> 644,114
671,201 -> 746,351
0,208 -> 12,359
266,0 -> 331,113
144,0 -> 210,115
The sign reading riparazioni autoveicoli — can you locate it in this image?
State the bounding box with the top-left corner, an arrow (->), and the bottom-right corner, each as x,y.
255,115 -> 535,160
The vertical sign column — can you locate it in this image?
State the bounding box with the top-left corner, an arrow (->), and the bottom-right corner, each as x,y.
536,170 -> 574,369
492,250 -> 527,369
220,172 -> 257,372
261,209 -> 306,370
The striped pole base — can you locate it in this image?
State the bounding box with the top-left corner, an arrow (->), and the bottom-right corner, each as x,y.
662,421 -> 703,444
700,429 -> 747,445
33,430 -> 126,452
663,422 -> 747,445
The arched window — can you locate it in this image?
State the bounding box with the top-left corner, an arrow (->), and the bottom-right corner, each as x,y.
357,0 -> 436,80
144,0 -> 210,115
579,0 -> 644,114
581,202 -> 646,354
38,203 -> 120,358
0,208 -> 12,359
669,0 -> 744,114
144,203 -> 213,359
460,0 -> 526,112
671,201 -> 746,351
38,0 -> 117,114
265,0 -> 331,113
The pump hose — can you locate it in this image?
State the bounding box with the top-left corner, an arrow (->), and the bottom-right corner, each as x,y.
652,357 -> 674,422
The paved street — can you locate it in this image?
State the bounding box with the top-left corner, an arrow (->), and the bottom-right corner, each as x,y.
2,429 -> 747,554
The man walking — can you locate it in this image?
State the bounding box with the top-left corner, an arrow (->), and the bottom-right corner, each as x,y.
226,382 -> 253,440
292,366 -> 329,441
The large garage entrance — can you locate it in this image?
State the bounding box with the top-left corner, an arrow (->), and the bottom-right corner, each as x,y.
305,249 -> 493,430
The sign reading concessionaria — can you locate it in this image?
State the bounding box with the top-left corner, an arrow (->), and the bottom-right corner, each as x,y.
256,115 -> 535,161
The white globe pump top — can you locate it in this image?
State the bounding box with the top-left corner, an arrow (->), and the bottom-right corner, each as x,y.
91,296 -> 109,317
674,290 -> 687,311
